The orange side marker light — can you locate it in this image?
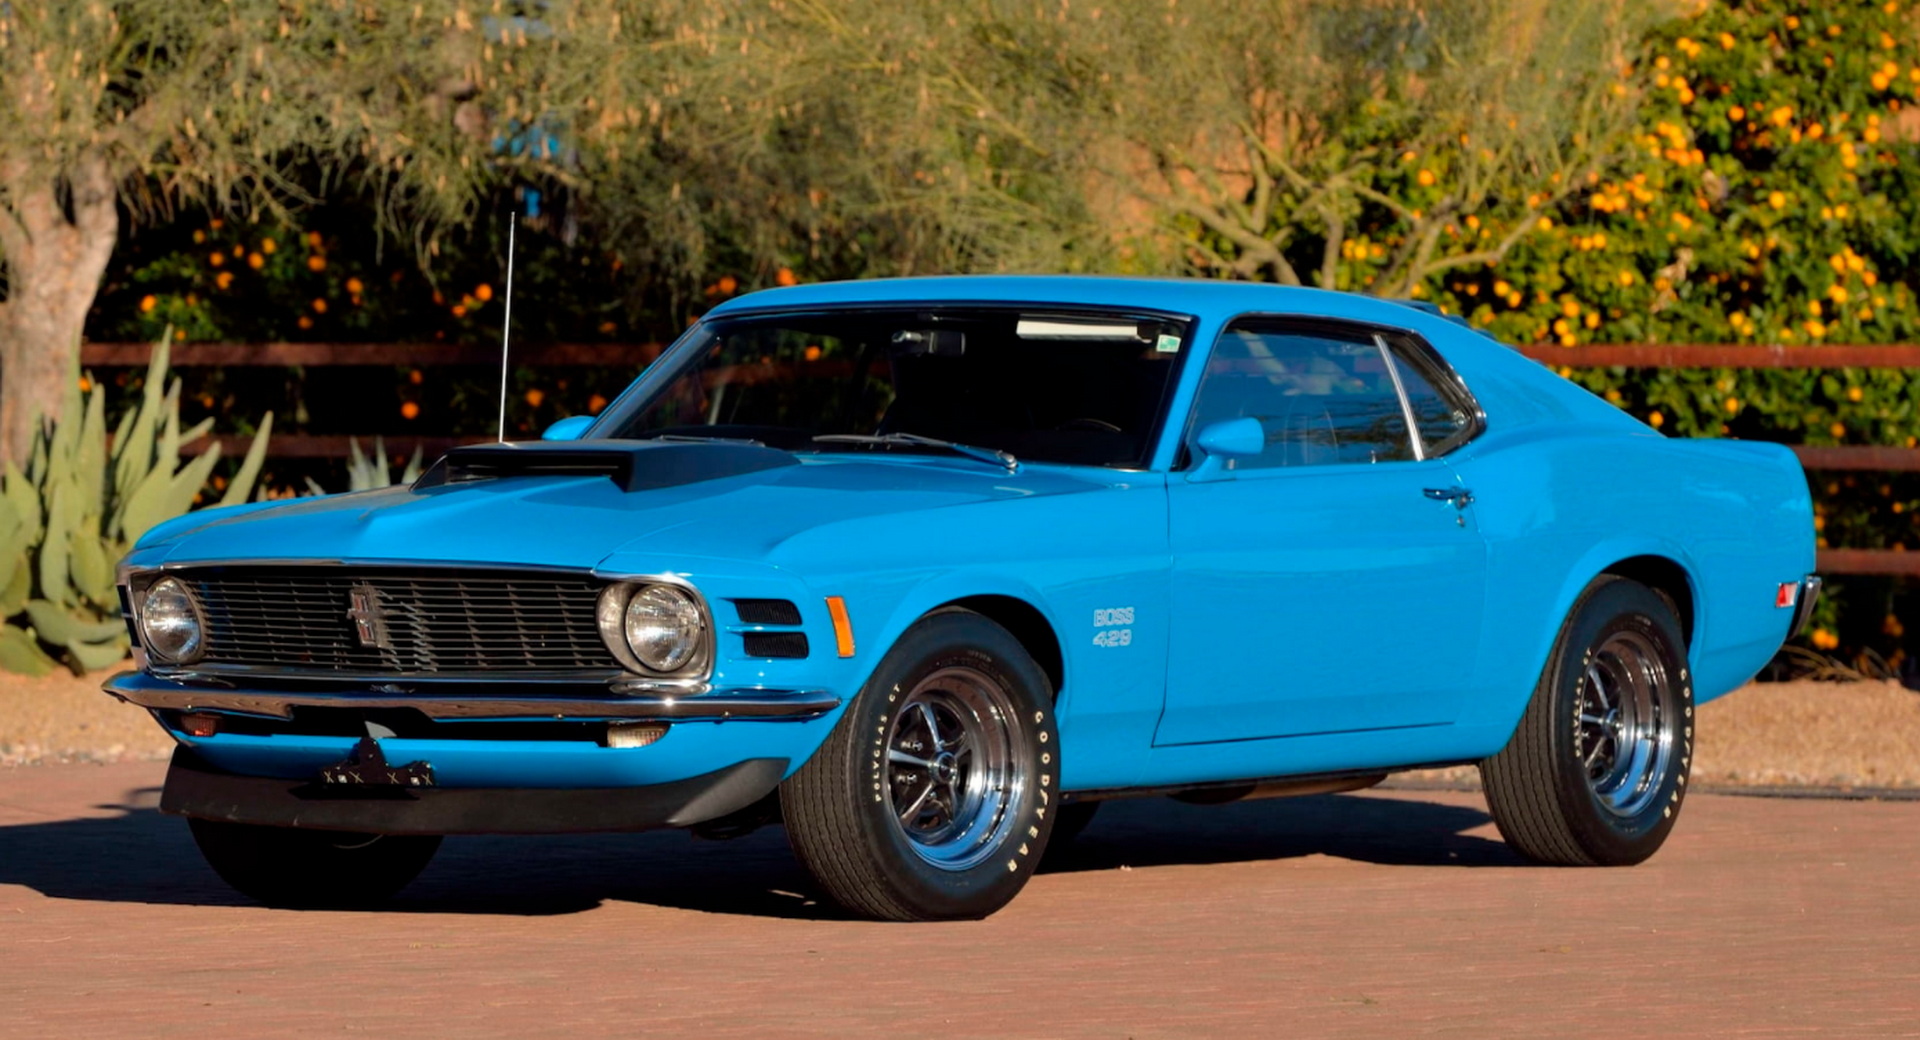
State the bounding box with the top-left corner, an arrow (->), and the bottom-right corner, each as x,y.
825,596 -> 856,658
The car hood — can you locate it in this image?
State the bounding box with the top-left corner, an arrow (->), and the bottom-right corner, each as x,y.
142,457 -> 1117,571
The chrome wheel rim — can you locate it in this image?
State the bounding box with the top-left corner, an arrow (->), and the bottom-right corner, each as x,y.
885,666 -> 1026,870
1576,630 -> 1678,818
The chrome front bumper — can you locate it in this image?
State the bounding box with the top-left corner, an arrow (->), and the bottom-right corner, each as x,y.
103,670 -> 840,723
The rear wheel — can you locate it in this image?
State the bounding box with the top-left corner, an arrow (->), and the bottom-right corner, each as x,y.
782,610 -> 1058,921
1480,576 -> 1693,866
188,818 -> 441,908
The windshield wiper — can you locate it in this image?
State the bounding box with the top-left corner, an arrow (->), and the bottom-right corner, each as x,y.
811,433 -> 1018,472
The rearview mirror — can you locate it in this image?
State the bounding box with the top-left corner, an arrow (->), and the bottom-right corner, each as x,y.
889,329 -> 967,357
541,415 -> 594,442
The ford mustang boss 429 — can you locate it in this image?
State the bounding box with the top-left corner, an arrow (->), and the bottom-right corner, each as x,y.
106,277 -> 1816,920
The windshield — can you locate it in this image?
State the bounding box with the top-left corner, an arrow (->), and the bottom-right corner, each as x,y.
593,306 -> 1195,468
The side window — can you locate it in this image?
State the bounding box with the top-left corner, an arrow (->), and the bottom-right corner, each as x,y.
1188,325 -> 1414,469
1386,337 -> 1479,457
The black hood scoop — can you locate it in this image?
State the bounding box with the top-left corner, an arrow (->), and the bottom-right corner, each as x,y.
414,439 -> 799,493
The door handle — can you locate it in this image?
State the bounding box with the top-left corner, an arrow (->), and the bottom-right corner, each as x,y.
1423,487 -> 1474,508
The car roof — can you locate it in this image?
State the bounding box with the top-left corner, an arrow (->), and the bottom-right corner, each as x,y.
706,275 -> 1446,330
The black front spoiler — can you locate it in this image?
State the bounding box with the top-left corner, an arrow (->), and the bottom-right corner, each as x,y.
159,747 -> 789,835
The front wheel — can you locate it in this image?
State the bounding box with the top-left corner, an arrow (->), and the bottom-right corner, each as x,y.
1480,576 -> 1694,866
782,610 -> 1059,921
188,818 -> 441,908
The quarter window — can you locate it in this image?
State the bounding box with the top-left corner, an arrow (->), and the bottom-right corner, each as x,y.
1383,336 -> 1480,457
1188,325 -> 1415,469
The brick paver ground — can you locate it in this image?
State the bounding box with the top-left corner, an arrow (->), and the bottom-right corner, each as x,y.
1,760 -> 1915,1038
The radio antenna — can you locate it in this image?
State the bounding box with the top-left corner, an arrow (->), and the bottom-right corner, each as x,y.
496,216 -> 517,442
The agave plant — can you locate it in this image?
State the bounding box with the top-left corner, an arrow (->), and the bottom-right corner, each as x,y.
300,435 -> 424,497
0,339 -> 272,675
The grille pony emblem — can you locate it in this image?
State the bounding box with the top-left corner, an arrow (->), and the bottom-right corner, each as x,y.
345,583 -> 393,650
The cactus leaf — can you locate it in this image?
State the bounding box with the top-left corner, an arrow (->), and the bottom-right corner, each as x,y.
119,443 -> 209,547
374,435 -> 391,486
76,384 -> 107,517
69,532 -> 114,605
28,430 -> 47,487
109,403 -> 137,466
401,443 -> 425,484
148,333 -> 172,393
347,436 -> 370,490
161,446 -> 223,518
48,366 -> 83,471
38,481 -> 74,606
24,600 -> 125,645
66,635 -> 130,672
113,383 -> 158,515
158,379 -> 182,466
219,411 -> 273,508
0,552 -> 29,616
2,463 -> 40,545
0,492 -> 22,558
178,416 -> 215,450
0,623 -> 58,676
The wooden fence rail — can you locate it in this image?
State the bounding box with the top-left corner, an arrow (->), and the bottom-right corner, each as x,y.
82,341 -> 663,367
84,340 -> 1920,577
80,340 -> 1920,369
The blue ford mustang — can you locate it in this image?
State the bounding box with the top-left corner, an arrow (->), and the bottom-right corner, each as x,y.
106,276 -> 1816,919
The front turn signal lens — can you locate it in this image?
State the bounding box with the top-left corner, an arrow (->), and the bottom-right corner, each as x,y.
825,595 -> 855,658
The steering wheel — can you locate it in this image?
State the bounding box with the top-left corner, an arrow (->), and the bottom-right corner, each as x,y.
1053,417 -> 1124,434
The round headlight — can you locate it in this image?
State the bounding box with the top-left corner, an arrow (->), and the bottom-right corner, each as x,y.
624,584 -> 706,673
140,577 -> 205,663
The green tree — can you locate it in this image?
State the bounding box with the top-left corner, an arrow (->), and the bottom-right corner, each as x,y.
0,0 -> 615,464
1042,0 -> 1671,293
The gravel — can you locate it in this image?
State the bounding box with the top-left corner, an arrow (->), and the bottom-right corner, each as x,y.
4,668 -> 1918,786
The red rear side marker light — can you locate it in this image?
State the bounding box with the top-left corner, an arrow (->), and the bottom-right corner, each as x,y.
1776,582 -> 1799,608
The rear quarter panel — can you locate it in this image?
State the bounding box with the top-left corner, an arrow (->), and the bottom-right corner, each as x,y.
1430,326 -> 1815,745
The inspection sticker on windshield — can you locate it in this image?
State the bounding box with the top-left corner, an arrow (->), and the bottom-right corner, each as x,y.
1155,334 -> 1182,354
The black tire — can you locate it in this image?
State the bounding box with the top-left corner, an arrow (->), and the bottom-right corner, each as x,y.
781,609 -> 1059,921
1480,575 -> 1694,866
188,818 -> 441,908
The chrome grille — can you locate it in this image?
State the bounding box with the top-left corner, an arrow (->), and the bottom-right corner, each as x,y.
175,567 -> 617,677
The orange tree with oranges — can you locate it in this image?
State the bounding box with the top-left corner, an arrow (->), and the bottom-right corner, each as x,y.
1313,1 -> 1920,669
1442,1 -> 1920,667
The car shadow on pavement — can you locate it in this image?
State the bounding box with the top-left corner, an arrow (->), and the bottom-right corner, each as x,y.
1038,792 -> 1523,875
1,784 -> 1520,919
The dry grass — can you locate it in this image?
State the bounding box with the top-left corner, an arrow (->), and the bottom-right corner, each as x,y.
4,668 -> 1918,787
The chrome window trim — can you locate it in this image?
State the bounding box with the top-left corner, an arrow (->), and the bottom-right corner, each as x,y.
1378,330 -> 1488,459
1177,312 -> 1488,470
1375,333 -> 1426,463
